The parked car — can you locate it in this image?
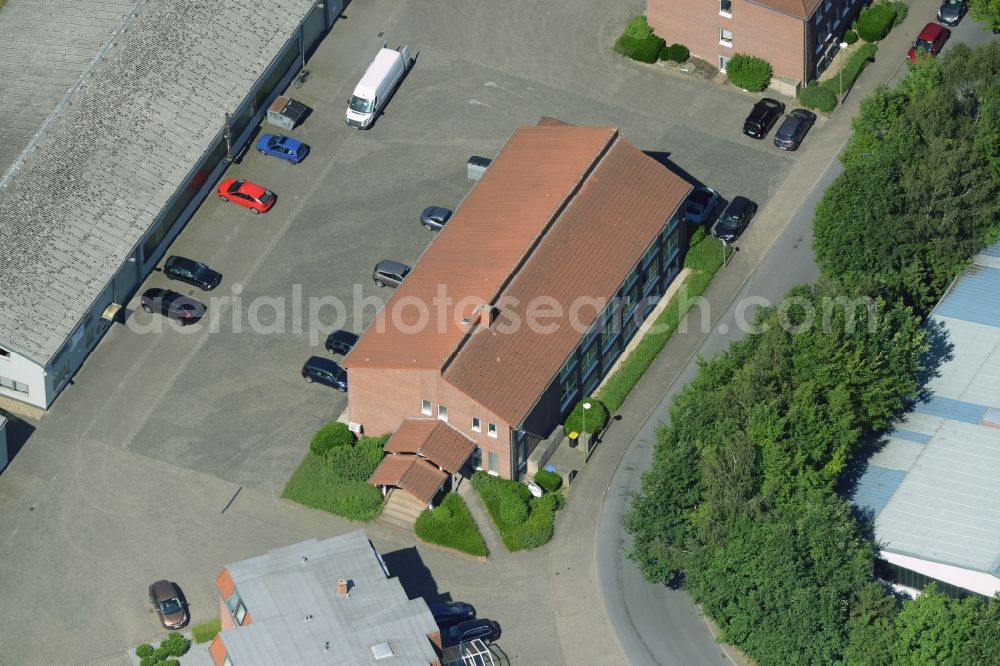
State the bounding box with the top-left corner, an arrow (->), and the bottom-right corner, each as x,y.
149,580 -> 188,630
442,618 -> 501,647
421,206 -> 453,231
682,187 -> 719,227
256,133 -> 309,164
372,259 -> 411,288
742,98 -> 785,139
908,23 -> 950,63
302,356 -> 348,391
325,329 -> 359,355
163,255 -> 222,291
430,602 -> 477,629
773,109 -> 817,151
217,178 -> 276,214
937,0 -> 966,25
140,288 -> 206,325
713,196 -> 758,242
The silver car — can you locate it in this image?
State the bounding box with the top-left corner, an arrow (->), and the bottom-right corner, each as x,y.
421,206 -> 452,231
937,0 -> 966,25
373,259 -> 411,288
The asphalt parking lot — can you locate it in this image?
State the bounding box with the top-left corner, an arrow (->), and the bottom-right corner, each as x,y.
0,0 -> 807,663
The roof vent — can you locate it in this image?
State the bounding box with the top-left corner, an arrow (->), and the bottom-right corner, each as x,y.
371,642 -> 394,660
337,578 -> 350,597
479,304 -> 499,329
301,556 -> 308,563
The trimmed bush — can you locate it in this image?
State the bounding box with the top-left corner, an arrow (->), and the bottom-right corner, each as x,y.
533,469 -> 563,493
623,15 -> 654,39
798,81 -> 838,112
819,43 -> 878,101
470,471 -> 564,551
564,398 -> 608,435
659,43 -> 690,63
152,647 -> 169,661
164,661 -> 180,666
854,3 -> 894,42
615,34 -> 666,64
309,421 -> 354,457
499,494 -> 529,525
161,632 -> 191,657
596,228 -> 727,411
139,657 -> 158,666
843,29 -> 858,45
415,493 -> 489,556
725,53 -> 773,92
885,0 -> 908,26
325,433 -> 388,482
283,453 -> 384,521
192,618 -> 222,644
136,644 -> 154,658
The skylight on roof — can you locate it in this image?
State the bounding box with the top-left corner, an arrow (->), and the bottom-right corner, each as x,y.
371,642 -> 394,660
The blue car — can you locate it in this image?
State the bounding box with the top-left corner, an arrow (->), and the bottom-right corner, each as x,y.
255,133 -> 308,164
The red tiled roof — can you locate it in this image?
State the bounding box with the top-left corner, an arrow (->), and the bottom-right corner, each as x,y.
384,419 -> 476,472
747,0 -> 822,19
444,137 -> 690,425
369,455 -> 447,505
343,124 -> 620,371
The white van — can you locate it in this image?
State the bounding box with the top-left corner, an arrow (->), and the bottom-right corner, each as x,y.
345,42 -> 412,129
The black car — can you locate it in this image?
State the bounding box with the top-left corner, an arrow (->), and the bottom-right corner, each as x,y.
421,206 -> 453,231
743,98 -> 785,139
302,356 -> 348,391
429,601 -> 476,629
325,329 -> 359,356
713,196 -> 758,242
163,255 -> 222,291
773,108 -> 817,151
442,618 -> 501,647
937,0 -> 966,25
140,288 -> 206,325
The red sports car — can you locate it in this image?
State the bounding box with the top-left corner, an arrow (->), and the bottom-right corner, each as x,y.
908,23 -> 950,63
217,178 -> 275,214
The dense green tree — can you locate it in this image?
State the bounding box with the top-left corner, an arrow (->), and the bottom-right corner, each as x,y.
844,582 -> 901,665
969,0 -> 1000,32
891,586 -> 981,665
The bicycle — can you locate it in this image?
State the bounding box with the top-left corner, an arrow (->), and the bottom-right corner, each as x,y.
293,69 -> 310,88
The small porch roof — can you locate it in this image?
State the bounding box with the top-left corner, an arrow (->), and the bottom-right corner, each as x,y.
383,419 -> 477,473
369,455 -> 448,505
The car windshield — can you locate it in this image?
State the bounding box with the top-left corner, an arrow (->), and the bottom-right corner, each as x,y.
689,191 -> 711,206
915,39 -> 933,53
718,214 -> 741,229
258,191 -> 274,203
349,95 -> 374,113
227,181 -> 244,194
160,597 -> 182,614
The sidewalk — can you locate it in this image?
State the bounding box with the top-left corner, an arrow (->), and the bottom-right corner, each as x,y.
547,0 -> 942,664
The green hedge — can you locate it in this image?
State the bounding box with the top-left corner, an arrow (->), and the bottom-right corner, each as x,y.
533,469 -> 563,493
283,453 -> 384,521
843,29 -> 858,45
161,633 -> 190,657
623,14 -> 654,39
798,81 -> 838,112
563,398 -> 608,435
819,43 -> 878,101
885,0 -> 908,26
310,421 -> 354,456
660,43 -> 690,63
470,472 -> 564,551
136,644 -> 154,658
325,433 -> 389,482
854,3 -> 894,42
192,618 -> 222,644
725,53 -> 773,92
414,493 -> 489,557
596,228 -> 727,412
616,34 -> 666,63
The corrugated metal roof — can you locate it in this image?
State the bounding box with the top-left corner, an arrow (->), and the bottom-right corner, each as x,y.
854,245 -> 1000,577
0,0 -> 315,364
221,531 -> 439,666
854,466 -> 906,516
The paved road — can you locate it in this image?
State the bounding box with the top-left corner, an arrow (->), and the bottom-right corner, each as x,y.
595,3 -> 998,665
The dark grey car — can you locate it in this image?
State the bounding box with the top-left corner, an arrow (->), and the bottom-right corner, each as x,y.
742,98 -> 785,139
301,356 -> 348,391
421,206 -> 452,231
373,259 -> 411,288
325,329 -> 359,355
140,288 -> 206,325
713,196 -> 758,242
163,255 -> 222,291
773,109 -> 817,151
937,0 -> 966,25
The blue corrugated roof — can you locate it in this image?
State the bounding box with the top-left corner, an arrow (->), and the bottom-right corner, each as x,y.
934,265 -> 1000,328
893,429 -> 932,445
914,396 -> 988,424
854,466 -> 906,516
980,242 -> 1000,259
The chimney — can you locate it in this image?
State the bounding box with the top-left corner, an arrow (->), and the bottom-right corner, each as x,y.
479,304 -> 498,329
337,578 -> 349,597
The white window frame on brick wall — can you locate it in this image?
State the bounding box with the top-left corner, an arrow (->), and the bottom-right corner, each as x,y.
719,0 -> 732,16
472,416 -> 481,432
488,422 -> 498,438
421,399 -> 432,415
437,404 -> 448,422
719,55 -> 731,71
720,28 -> 733,47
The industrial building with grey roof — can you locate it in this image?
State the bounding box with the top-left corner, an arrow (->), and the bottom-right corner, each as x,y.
0,0 -> 339,409
211,530 -> 441,666
853,241 -> 1000,598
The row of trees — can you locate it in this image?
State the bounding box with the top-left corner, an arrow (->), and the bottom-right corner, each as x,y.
625,43 -> 1000,665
